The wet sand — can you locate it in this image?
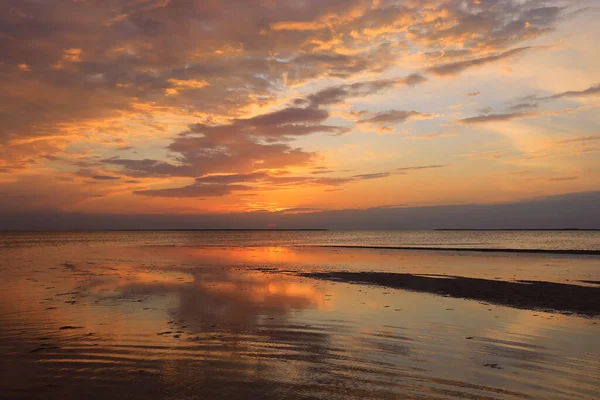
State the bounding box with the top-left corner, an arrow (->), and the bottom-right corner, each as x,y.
299,272 -> 600,316
1,236 -> 599,399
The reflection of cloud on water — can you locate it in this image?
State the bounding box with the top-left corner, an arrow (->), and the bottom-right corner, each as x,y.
92,267 -> 346,399
81,265 -> 326,331
0,261 -> 342,399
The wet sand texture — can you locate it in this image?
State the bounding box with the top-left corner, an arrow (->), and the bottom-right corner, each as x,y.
301,272 -> 600,316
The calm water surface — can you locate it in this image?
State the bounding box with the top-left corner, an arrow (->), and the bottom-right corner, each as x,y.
0,232 -> 599,399
2,229 -> 600,251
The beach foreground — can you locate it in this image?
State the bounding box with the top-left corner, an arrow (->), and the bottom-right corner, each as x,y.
1,232 -> 599,399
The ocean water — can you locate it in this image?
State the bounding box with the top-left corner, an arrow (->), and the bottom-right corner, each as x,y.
2,229 -> 599,252
0,231 -> 599,399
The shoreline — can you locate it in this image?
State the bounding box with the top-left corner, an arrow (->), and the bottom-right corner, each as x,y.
299,271 -> 600,317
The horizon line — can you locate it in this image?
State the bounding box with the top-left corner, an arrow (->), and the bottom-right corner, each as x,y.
1,228 -> 599,233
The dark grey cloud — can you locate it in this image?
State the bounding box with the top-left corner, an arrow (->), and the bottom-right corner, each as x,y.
427,47 -> 530,76
73,168 -> 122,181
290,51 -> 381,80
411,3 -> 565,51
351,172 -> 391,180
423,49 -> 473,61
194,172 -> 269,185
556,135 -> 600,144
396,165 -> 447,172
303,74 -> 427,108
357,110 -> 434,125
134,183 -> 252,198
192,172 -> 350,188
103,105 -> 348,178
406,133 -> 458,140
128,162 -> 440,198
102,158 -> 194,177
542,84 -> 600,100
508,102 -> 539,112
457,112 -> 536,124
206,165 -> 444,186
505,83 -> 600,112
310,169 -> 335,175
91,175 -> 121,180
547,176 -> 578,182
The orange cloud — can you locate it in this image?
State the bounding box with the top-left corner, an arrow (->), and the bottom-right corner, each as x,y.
0,0 -> 596,218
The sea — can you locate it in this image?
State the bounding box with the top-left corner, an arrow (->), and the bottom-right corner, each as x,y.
2,229 -> 600,252
0,230 -> 599,399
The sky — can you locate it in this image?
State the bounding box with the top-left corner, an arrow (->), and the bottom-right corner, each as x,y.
1,0 -> 599,229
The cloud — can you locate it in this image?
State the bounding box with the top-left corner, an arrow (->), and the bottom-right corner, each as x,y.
505,84 -> 600,112
508,102 -> 539,112
427,47 -> 530,76
457,112 -> 537,124
130,173 -> 351,199
270,21 -> 326,31
311,169 -> 335,175
303,74 -> 427,108
351,172 -> 392,180
555,135 -> 600,144
3,0 -> 392,166
134,183 -> 252,198
0,0 -> 586,211
104,105 -> 348,177
194,172 -> 270,185
0,0 -> 570,156
73,168 -> 123,181
102,158 -> 194,177
458,150 -> 506,160
200,170 -> 370,187
130,162 -> 449,198
406,133 -> 458,140
91,175 -> 121,181
191,172 -> 352,188
411,4 -> 564,51
542,84 -> 600,100
396,165 -> 447,172
0,0 -> 569,154
547,177 -> 578,181
358,110 -> 436,125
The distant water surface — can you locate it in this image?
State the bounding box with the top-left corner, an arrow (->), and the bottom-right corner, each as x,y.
2,230 -> 599,252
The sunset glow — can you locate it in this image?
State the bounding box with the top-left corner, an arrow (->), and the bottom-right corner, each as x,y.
1,0 -> 599,228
